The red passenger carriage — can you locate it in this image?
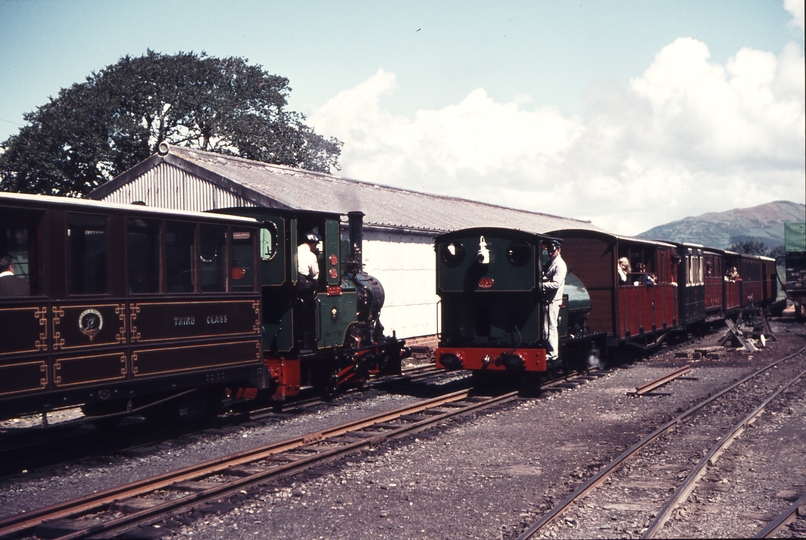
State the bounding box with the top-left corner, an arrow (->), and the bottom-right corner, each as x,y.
548,230 -> 680,349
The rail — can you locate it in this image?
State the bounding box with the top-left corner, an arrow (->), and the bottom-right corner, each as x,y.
517,346 -> 806,539
0,389 -> 517,540
634,366 -> 691,396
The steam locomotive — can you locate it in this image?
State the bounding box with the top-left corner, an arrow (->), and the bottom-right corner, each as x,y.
0,192 -> 406,425
434,226 -> 779,386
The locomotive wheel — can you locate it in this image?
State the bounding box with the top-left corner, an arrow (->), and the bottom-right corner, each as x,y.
321,371 -> 340,400
518,373 -> 543,396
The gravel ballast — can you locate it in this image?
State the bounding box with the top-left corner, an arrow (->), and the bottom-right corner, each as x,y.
162,323 -> 805,539
2,320 -> 804,539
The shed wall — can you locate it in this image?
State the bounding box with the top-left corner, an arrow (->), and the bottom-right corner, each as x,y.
98,163 -> 255,211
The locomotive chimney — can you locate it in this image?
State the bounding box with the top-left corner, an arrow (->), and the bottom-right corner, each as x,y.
348,211 -> 364,268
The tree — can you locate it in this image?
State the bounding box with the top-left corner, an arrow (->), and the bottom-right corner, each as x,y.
0,51 -> 342,196
768,244 -> 786,260
727,240 -> 769,256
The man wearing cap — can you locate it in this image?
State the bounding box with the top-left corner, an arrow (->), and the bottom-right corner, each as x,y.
542,240 -> 567,363
297,229 -> 321,293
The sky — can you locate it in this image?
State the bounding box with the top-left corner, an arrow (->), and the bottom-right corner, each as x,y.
0,0 -> 803,235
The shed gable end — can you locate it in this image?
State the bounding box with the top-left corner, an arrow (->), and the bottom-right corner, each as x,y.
97,162 -> 257,212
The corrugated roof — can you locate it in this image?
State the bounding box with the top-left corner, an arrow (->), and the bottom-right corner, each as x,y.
0,191 -> 259,224
547,227 -> 679,248
92,144 -> 606,235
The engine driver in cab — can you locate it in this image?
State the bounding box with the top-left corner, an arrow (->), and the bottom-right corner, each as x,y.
297,228 -> 321,293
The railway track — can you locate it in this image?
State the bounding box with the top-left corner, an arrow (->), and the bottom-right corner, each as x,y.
516,345 -> 806,539
0,362 -> 449,478
5,335 -> 779,538
0,320 -> 731,479
0,389 -> 517,540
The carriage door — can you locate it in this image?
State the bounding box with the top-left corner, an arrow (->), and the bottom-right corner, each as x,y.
0,207 -> 48,402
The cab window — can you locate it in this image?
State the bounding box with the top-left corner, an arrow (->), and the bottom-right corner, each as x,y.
260,224 -> 278,261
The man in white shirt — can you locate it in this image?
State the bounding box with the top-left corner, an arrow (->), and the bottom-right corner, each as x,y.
542,240 -> 567,362
296,229 -> 322,350
0,255 -> 29,297
297,229 -> 321,293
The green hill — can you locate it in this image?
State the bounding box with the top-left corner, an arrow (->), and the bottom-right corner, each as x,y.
636,200 -> 805,251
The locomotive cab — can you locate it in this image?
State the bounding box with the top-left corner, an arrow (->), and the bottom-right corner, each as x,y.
215,207 -> 404,400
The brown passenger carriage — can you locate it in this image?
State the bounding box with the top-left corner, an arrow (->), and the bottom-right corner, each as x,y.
0,193 -> 265,422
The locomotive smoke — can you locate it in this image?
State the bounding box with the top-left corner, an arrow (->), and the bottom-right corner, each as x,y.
587,344 -> 603,370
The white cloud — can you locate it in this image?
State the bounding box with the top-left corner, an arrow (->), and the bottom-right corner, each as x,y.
311,39 -> 805,236
313,69 -> 582,188
784,0 -> 804,32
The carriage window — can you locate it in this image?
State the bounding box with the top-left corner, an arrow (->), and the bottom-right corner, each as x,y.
507,241 -> 532,267
68,213 -> 107,295
232,229 -> 256,291
441,242 -> 466,267
165,221 -> 196,293
199,224 -> 227,292
687,256 -> 703,285
128,218 -> 161,294
0,208 -> 41,297
688,256 -> 697,285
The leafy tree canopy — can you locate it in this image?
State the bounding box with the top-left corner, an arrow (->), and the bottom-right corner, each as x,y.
727,240 -> 770,256
0,51 -> 342,196
768,244 -> 786,259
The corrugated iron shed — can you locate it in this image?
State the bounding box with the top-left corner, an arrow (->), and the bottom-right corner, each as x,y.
89,144 -> 604,235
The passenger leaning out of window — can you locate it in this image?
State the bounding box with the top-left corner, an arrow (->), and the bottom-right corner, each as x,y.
636,262 -> 656,286
617,257 -> 631,285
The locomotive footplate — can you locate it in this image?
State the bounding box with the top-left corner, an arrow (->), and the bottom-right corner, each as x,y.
436,347 -> 547,372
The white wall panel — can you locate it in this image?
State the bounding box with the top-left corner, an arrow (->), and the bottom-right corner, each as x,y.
363,231 -> 439,339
